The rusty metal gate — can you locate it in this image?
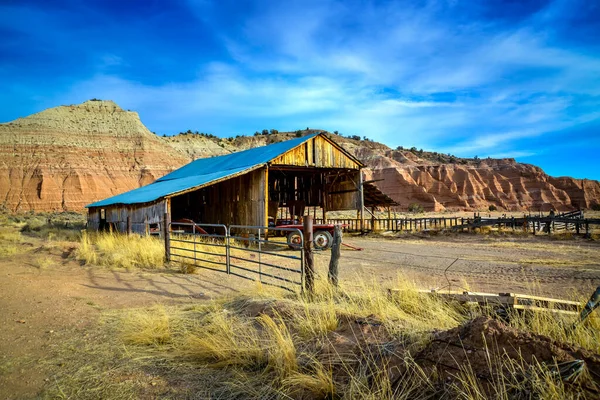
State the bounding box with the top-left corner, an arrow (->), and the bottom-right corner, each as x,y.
168,222 -> 304,292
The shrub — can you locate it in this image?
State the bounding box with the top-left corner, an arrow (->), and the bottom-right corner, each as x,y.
77,231 -> 164,270
591,203 -> 600,211
489,204 -> 498,212
408,203 -> 424,213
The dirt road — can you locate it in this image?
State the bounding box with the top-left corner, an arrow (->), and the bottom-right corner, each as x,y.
327,234 -> 600,296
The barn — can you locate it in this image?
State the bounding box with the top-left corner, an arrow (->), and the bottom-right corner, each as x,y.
86,133 -> 395,233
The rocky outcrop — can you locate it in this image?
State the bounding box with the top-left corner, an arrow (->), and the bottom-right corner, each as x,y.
363,164 -> 585,212
0,101 -> 598,212
0,100 -> 188,211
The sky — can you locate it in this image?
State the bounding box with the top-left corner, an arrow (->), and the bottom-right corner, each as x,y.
1,0 -> 599,179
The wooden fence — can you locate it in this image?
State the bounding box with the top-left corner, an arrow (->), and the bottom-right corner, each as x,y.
317,212 -> 600,236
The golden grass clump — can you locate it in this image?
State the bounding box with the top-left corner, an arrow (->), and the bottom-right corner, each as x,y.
293,301 -> 339,339
121,305 -> 172,346
77,231 -> 164,270
319,277 -> 465,336
184,312 -> 267,368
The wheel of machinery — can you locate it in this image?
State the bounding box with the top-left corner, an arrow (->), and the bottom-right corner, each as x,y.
313,230 -> 333,250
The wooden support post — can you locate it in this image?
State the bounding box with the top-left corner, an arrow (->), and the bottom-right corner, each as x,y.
371,206 -> 375,232
576,221 -> 580,235
358,171 -> 365,233
126,216 -> 132,235
303,216 -> 314,295
164,212 -> 171,262
328,225 -> 342,287
585,222 -> 590,237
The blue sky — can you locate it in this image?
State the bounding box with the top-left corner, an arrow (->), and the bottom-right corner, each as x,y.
1,0 -> 599,179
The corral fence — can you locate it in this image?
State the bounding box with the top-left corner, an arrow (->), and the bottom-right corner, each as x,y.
316,210 -> 600,236
167,222 -> 305,292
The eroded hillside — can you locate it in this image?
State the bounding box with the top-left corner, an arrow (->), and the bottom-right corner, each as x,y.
1,100 -> 598,212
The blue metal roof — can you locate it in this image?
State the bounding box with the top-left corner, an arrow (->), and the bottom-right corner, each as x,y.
86,133 -> 319,208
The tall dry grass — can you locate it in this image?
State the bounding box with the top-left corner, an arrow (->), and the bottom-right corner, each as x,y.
48,273 -> 599,399
77,231 -> 165,270
115,277 -> 471,398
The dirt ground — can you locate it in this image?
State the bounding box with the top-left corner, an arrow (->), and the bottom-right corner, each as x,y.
1,232 -> 599,398
330,234 -> 600,297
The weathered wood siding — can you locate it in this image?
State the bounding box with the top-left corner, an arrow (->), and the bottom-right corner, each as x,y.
88,201 -> 166,234
87,208 -> 100,231
271,135 -> 360,169
324,179 -> 360,211
170,168 -> 267,227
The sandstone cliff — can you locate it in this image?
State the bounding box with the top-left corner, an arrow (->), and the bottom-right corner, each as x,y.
0,100 -> 188,211
1,101 -> 598,212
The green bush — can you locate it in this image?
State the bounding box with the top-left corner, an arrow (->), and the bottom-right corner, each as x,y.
408,203 -> 424,213
591,203 -> 600,211
489,205 -> 498,212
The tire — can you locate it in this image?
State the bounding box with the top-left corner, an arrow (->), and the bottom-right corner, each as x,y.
287,232 -> 303,250
313,230 -> 333,250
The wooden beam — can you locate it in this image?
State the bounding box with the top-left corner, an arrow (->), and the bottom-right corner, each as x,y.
264,166 -> 269,229
358,170 -> 364,232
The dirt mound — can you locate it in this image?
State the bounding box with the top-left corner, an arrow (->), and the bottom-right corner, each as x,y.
418,316 -> 600,378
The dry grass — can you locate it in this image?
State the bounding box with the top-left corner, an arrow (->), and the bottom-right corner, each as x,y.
451,352 -> 576,400
120,305 -> 172,346
508,309 -> 600,353
105,278 -> 470,398
77,231 -> 165,270
0,227 -> 23,257
41,274 -> 600,399
31,256 -> 55,270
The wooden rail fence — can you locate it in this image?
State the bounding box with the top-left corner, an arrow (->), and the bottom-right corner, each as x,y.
317,211 -> 600,236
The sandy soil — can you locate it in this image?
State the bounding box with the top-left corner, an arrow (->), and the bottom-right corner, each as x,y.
328,234 -> 600,296
1,233 -> 599,398
0,241 -> 240,399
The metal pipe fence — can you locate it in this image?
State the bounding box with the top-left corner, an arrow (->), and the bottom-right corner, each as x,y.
168,222 -> 304,292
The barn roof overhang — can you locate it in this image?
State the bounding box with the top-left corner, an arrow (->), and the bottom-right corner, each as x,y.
86,133 -> 365,209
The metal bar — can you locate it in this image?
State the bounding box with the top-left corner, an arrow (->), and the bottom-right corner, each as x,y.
170,245 -> 224,256
170,238 -> 227,247
229,255 -> 302,274
228,271 -> 296,293
170,253 -> 227,267
228,245 -> 301,260
229,263 -> 301,285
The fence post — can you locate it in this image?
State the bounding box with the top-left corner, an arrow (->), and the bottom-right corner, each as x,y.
126,216 -> 132,235
164,212 -> 171,262
303,216 -> 314,295
328,225 -> 342,287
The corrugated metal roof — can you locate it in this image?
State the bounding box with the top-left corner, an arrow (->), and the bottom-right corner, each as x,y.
86,133 -> 320,208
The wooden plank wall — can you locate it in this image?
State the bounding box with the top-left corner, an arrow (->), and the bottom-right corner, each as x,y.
89,201 -> 166,234
324,179 -> 360,211
171,168 -> 266,227
87,208 -> 100,231
271,136 -> 360,169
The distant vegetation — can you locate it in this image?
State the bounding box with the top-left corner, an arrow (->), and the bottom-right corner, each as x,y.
157,128 -> 474,164
408,203 -> 424,213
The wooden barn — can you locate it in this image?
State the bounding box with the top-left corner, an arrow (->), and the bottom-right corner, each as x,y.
86,133 -> 396,233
